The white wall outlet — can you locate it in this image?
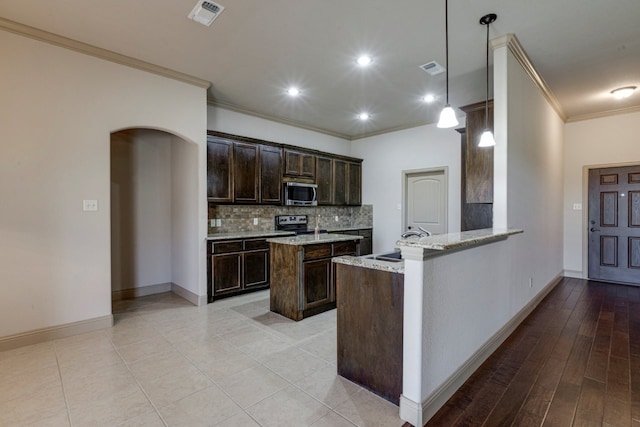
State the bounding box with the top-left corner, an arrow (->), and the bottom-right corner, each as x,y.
83,199 -> 98,212
210,219 -> 215,227
216,218 -> 221,227
253,218 -> 259,225
335,216 -> 339,222
572,203 -> 582,211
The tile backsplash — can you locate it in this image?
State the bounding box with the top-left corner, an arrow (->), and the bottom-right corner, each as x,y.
208,204 -> 373,234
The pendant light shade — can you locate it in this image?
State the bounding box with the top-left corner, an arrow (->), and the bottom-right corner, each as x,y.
437,0 -> 458,128
437,105 -> 458,128
478,129 -> 496,147
479,13 -> 496,147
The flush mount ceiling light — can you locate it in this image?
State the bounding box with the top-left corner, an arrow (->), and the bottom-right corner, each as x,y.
358,112 -> 371,121
356,55 -> 373,67
286,87 -> 301,97
478,13 -> 497,147
437,0 -> 459,128
423,94 -> 436,103
611,86 -> 636,99
188,1 -> 224,27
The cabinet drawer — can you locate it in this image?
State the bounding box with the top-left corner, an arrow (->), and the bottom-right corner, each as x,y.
244,239 -> 269,251
212,241 -> 243,254
304,244 -> 332,260
333,241 -> 357,256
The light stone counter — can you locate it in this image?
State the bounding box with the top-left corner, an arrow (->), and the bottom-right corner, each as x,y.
332,255 -> 404,274
266,233 -> 363,245
207,231 -> 294,241
395,228 -> 523,253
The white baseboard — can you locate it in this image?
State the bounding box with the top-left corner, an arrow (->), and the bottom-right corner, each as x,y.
0,315 -> 113,352
563,269 -> 584,279
407,273 -> 563,426
171,283 -> 206,306
111,282 -> 172,301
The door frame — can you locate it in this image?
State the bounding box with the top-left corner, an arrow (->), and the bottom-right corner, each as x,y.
581,161 -> 640,280
401,167 -> 448,235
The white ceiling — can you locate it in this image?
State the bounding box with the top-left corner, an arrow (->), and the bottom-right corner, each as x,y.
2,0 -> 639,139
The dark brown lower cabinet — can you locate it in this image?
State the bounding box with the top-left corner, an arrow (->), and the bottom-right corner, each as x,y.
303,258 -> 332,310
208,238 -> 270,302
336,263 -> 404,405
270,238 -> 359,320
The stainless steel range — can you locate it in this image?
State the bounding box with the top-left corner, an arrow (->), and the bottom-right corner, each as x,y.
274,215 -> 327,235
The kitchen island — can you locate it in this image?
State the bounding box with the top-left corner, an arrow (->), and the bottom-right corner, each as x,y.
267,233 -> 362,321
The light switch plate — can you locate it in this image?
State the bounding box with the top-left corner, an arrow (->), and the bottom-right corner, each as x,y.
253,218 -> 259,225
83,199 -> 98,211
572,203 -> 582,211
216,219 -> 221,227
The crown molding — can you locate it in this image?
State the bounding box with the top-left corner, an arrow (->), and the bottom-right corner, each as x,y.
566,104 -> 640,123
207,98 -> 351,140
492,34 -> 567,122
0,17 -> 211,89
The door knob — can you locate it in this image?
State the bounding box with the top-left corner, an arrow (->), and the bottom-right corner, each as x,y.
590,227 -> 601,232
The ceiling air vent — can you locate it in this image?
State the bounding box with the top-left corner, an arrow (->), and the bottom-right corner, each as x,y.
188,1 -> 225,27
419,61 -> 445,76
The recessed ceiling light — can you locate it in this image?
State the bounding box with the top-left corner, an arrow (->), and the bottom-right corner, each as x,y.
611,86 -> 636,99
356,55 -> 373,67
358,112 -> 370,121
287,87 -> 301,97
423,94 -> 436,103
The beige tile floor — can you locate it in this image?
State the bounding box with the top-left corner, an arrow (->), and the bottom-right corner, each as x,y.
0,290 -> 405,426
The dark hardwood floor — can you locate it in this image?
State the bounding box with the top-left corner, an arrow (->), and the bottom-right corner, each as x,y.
419,277 -> 640,427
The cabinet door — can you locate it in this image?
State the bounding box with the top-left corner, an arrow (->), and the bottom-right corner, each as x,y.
358,230 -> 373,255
259,145 -> 282,204
303,258 -> 332,310
243,250 -> 269,288
212,253 -> 242,295
333,160 -> 347,206
316,156 -> 333,205
347,162 -> 362,206
300,153 -> 316,179
207,137 -> 233,203
284,150 -> 302,176
233,142 -> 259,203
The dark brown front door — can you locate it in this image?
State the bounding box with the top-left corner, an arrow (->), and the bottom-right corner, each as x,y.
588,165 -> 640,284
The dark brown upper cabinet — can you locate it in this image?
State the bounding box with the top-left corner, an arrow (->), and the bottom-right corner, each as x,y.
206,130 -> 361,206
259,145 -> 283,204
333,160 -> 348,206
285,149 -> 316,180
347,161 -> 362,206
316,156 -> 333,205
460,101 -> 493,204
233,142 -> 259,204
207,136 -> 233,203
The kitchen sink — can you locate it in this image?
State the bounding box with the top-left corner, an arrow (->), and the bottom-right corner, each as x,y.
365,251 -> 403,262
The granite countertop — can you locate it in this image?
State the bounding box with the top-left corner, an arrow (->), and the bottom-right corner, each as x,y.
326,226 -> 373,233
395,228 -> 523,251
207,230 -> 295,241
332,255 -> 404,274
266,233 -> 364,246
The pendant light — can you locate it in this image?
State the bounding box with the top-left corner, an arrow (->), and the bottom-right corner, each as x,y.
478,13 -> 497,147
437,0 -> 458,128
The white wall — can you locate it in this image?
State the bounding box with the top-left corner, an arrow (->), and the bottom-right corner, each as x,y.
0,30 -> 207,339
207,106 -> 351,156
563,111 -> 640,276
352,125 -> 462,252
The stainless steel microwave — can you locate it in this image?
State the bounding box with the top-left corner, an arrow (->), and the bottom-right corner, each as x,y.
284,182 -> 318,206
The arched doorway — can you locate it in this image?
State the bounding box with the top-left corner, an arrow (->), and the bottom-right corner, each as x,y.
110,128 -> 202,309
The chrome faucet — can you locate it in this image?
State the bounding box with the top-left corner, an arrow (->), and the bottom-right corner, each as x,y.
401,227 -> 432,238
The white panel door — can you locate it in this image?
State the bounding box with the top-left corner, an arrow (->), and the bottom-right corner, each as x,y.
406,171 -> 447,235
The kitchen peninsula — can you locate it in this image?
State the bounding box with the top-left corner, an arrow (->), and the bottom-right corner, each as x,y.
267,233 -> 362,320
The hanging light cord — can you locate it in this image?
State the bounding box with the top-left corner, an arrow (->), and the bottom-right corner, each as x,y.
445,0 -> 450,106
484,19 -> 489,130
